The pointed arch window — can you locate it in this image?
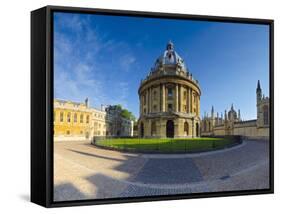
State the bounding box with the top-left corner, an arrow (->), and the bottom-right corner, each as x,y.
263,105 -> 269,125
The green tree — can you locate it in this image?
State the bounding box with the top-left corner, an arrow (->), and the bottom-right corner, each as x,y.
116,104 -> 136,122
121,109 -> 136,122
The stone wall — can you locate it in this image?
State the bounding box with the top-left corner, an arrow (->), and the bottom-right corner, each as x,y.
233,121 -> 257,139
213,125 -> 226,136
201,119 -> 269,140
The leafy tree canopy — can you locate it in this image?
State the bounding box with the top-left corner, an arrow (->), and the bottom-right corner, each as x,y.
117,104 -> 136,122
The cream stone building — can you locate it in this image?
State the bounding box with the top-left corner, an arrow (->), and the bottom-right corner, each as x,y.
201,80 -> 269,140
138,41 -> 201,138
54,98 -> 134,141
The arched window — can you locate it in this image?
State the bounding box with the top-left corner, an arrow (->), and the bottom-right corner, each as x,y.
183,91 -> 187,100
80,114 -> 84,123
60,112 -> 64,122
151,121 -> 156,136
74,113 -> 77,123
86,115 -> 90,123
184,122 -> 189,135
263,105 -> 269,125
168,88 -> 173,97
67,113 -> 71,123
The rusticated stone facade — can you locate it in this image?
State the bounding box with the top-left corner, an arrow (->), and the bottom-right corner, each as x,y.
138,42 -> 201,138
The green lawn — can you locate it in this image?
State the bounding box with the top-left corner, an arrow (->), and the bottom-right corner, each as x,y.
95,137 -> 236,153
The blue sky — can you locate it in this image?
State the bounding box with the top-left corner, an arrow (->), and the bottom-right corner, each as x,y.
54,12 -> 269,120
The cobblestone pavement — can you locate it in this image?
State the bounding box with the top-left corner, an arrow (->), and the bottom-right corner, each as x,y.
54,140 -> 270,201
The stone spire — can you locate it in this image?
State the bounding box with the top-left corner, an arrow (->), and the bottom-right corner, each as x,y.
257,80 -> 261,91
256,80 -> 262,104
238,109 -> 241,121
211,105 -> 214,118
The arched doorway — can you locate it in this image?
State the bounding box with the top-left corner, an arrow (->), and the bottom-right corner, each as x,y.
196,123 -> 199,137
140,122 -> 144,138
166,120 -> 174,138
184,122 -> 189,136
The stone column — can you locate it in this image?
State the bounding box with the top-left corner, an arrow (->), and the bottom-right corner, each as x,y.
160,119 -> 166,137
150,87 -> 153,113
149,88 -> 151,113
194,94 -> 197,115
189,88 -> 193,113
178,84 -> 181,112
148,87 -> 150,113
160,84 -> 162,112
197,95 -> 200,117
186,87 -> 189,113
175,84 -> 178,112
162,84 -> 165,112
174,119 -> 179,138
145,90 -> 148,114
139,95 -> 142,116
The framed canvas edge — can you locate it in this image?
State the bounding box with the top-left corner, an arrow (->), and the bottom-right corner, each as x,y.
31,5 -> 274,208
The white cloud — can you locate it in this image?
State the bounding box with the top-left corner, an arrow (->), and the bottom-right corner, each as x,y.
119,54 -> 136,72
54,13 -> 137,110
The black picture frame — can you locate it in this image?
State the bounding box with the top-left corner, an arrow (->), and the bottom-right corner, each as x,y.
31,5 -> 274,208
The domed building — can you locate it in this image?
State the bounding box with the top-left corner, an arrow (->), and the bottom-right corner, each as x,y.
138,41 -> 201,138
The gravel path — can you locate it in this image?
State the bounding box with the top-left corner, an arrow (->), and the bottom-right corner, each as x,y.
54,140 -> 270,201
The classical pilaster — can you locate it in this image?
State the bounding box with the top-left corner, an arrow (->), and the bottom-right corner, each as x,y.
150,87 -> 153,113
148,87 -> 151,113
160,84 -> 162,112
145,91 -> 148,114
197,95 -> 200,116
189,88 -> 193,113
175,84 -> 178,112
178,84 -> 181,112
139,95 -> 142,116
162,84 -> 165,112
187,87 -> 190,113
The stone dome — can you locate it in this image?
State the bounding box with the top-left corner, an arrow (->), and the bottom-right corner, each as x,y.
152,41 -> 187,72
